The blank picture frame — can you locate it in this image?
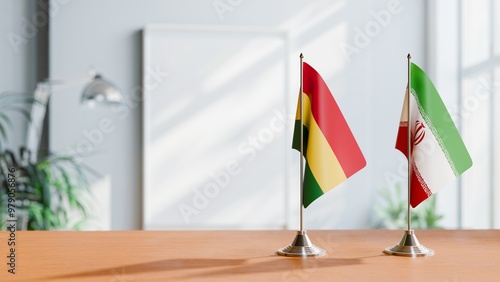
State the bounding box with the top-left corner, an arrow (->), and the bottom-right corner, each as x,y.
142,24 -> 292,229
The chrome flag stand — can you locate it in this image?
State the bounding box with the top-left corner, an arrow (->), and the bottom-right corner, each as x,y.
277,230 -> 326,257
384,230 -> 434,257
277,53 -> 325,257
383,54 -> 434,257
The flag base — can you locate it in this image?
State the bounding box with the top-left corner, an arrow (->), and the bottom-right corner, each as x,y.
277,230 -> 326,257
383,230 -> 434,257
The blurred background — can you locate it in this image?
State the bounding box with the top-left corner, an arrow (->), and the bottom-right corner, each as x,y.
0,0 -> 498,230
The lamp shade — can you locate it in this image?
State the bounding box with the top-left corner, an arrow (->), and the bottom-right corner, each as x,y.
81,74 -> 122,105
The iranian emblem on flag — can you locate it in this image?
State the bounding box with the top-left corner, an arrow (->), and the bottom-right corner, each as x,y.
413,120 -> 425,145
395,63 -> 472,208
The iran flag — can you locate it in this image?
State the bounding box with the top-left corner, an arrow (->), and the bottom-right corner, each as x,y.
396,63 -> 473,208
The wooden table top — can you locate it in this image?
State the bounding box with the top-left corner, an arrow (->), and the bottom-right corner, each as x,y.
0,229 -> 499,281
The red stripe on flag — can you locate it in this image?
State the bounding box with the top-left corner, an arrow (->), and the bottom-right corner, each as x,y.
395,123 -> 408,157
410,164 -> 432,208
398,124 -> 433,208
302,62 -> 365,177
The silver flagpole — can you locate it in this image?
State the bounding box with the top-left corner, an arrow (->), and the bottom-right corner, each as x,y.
300,53 -> 304,232
384,54 -> 434,257
277,53 -> 325,257
407,53 -> 412,233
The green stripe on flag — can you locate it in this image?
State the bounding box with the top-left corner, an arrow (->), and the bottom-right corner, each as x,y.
292,120 -> 325,208
303,164 -> 324,208
292,120 -> 309,156
411,63 -> 473,174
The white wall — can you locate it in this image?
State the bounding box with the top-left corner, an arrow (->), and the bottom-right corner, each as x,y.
49,0 -> 426,230
428,0 -> 500,229
0,0 -> 37,150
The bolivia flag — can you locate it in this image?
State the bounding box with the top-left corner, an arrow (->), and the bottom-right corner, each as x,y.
293,62 -> 366,208
396,63 -> 473,208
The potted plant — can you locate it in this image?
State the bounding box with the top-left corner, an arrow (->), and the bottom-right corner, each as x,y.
0,92 -> 94,230
373,182 -> 444,229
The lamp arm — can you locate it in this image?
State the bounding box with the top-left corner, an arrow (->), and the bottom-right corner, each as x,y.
42,68 -> 96,89
25,68 -> 121,160
25,82 -> 51,162
25,68 -> 96,161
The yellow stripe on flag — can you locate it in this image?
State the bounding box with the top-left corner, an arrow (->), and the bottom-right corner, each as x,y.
297,93 -> 347,191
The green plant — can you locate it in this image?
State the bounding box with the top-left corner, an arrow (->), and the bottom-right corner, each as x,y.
0,92 -> 94,230
0,148 -> 94,230
374,182 -> 444,229
0,92 -> 35,149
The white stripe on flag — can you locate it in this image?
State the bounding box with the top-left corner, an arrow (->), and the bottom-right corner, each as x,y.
410,95 -> 456,194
